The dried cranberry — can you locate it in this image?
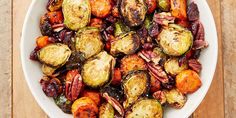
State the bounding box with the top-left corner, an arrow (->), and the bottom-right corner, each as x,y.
148,23 -> 159,37
40,77 -> 62,98
137,27 -> 148,43
162,76 -> 175,90
29,47 -> 40,61
142,43 -> 154,50
62,31 -> 74,48
40,15 -> 53,36
66,52 -> 84,70
48,37 -> 58,43
192,49 -> 201,59
189,21 -> 199,36
178,56 -> 187,67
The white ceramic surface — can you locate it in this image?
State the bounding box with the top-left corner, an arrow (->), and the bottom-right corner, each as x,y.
20,0 -> 218,118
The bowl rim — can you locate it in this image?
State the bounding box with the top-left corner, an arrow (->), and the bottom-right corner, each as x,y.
20,0 -> 218,117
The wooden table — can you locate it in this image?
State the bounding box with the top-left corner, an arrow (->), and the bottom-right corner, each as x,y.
1,0 -> 235,117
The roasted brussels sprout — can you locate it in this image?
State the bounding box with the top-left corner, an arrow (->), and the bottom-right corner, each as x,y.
120,54 -> 147,76
110,32 -> 140,56
123,70 -> 150,109
38,43 -> 71,67
75,27 -> 103,59
71,97 -> 98,118
157,24 -> 193,56
99,103 -> 115,118
47,0 -> 63,11
163,88 -> 187,108
120,0 -> 148,27
114,21 -> 130,37
82,51 -> 116,88
157,0 -> 171,11
62,0 -> 91,30
126,99 -> 163,118
42,64 -> 57,76
164,58 -> 188,76
54,94 -> 72,114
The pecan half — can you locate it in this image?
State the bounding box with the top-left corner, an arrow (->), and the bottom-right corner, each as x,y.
153,90 -> 167,104
188,59 -> 202,73
65,70 -> 83,101
192,40 -> 209,50
102,93 -> 125,117
153,12 -> 175,26
147,63 -> 169,83
187,2 -> 199,21
52,23 -> 65,32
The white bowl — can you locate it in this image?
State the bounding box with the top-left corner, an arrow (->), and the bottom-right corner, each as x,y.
20,0 -> 218,118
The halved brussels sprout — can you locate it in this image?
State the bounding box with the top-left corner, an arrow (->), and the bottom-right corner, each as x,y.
120,0 -> 147,27
75,27 -> 103,59
126,99 -> 163,118
38,43 -> 71,67
62,0 -> 91,30
99,103 -> 115,118
157,0 -> 171,11
82,51 -> 116,88
157,24 -> 193,56
163,88 -> 187,108
110,32 -> 140,56
42,64 -> 57,76
114,21 -> 130,37
164,58 -> 188,76
123,70 -> 150,109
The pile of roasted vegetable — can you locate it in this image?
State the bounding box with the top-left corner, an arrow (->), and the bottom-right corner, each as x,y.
30,0 -> 208,117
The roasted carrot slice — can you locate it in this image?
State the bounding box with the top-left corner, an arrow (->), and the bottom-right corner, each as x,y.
72,97 -> 98,118
80,90 -> 101,105
176,70 -> 202,94
111,68 -> 122,86
36,36 -> 50,48
89,0 -> 112,18
170,0 -> 187,20
47,11 -> 64,25
89,18 -> 103,29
